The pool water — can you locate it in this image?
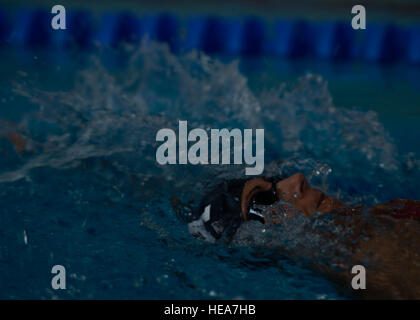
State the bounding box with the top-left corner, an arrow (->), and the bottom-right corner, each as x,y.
0,43 -> 419,299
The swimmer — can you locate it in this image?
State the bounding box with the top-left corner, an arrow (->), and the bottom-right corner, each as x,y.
174,173 -> 420,299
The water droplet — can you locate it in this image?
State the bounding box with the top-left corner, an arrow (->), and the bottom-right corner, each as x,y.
23,230 -> 28,245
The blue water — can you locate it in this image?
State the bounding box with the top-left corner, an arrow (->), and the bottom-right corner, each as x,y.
0,43 -> 419,299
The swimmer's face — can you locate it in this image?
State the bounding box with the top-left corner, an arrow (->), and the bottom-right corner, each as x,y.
275,173 -> 343,216
242,173 -> 343,220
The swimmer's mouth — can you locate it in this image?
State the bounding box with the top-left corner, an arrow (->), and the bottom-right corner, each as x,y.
316,193 -> 343,214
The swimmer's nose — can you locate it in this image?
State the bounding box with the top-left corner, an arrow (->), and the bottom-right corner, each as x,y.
275,173 -> 308,202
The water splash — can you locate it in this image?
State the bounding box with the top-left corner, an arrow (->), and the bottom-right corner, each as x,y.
3,44 -> 417,201
1,42 -> 419,299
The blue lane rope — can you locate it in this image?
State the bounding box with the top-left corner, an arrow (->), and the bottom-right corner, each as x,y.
0,7 -> 419,64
